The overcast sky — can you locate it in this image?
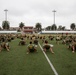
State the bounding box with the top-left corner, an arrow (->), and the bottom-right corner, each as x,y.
0,0 -> 76,29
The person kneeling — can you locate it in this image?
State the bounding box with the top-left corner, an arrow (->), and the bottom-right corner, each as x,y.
71,41 -> 76,53
27,41 -> 37,54
33,38 -> 38,47
43,40 -> 54,54
0,41 -> 10,52
19,38 -> 26,45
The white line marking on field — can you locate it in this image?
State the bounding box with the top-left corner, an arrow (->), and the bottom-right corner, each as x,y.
38,43 -> 58,75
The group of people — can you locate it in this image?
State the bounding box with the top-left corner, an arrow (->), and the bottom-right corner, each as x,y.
26,35 -> 54,54
0,34 -> 16,52
0,33 -> 76,54
67,37 -> 76,53
60,35 -> 76,53
18,34 -> 54,54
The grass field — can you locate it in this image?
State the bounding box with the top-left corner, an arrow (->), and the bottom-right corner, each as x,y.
0,37 -> 76,75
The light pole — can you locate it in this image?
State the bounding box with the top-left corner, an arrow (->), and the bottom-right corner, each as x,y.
4,9 -> 8,21
52,10 -> 56,24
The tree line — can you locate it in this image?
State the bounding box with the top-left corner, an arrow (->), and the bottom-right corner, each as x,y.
0,20 -> 76,31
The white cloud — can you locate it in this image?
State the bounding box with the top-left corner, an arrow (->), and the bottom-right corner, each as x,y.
0,0 -> 76,29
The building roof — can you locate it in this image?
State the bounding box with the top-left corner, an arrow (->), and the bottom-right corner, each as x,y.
24,26 -> 33,28
23,30 -> 33,32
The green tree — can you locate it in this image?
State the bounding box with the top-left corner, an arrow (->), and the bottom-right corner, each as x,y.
70,23 -> 75,30
46,26 -> 51,30
0,27 -> 2,30
19,22 -> 25,29
51,24 -> 57,30
35,23 -> 42,31
62,26 -> 65,30
58,25 -> 62,30
2,21 -> 10,30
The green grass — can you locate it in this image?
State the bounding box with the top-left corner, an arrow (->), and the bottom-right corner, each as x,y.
0,38 -> 54,75
0,37 -> 76,75
40,39 -> 76,75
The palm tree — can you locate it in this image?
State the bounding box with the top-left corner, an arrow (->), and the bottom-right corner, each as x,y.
2,21 -> 10,30
51,24 -> 57,30
19,22 -> 25,29
35,23 -> 42,32
70,23 -> 75,30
